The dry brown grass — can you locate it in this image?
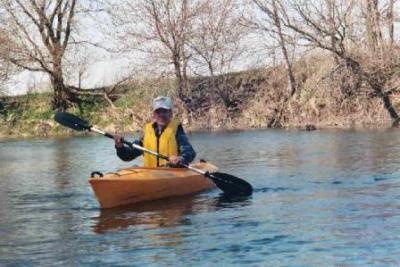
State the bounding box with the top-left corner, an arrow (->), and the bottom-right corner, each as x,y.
180,49 -> 400,131
2,49 -> 400,139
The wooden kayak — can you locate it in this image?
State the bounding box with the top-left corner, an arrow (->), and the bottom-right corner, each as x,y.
89,162 -> 218,209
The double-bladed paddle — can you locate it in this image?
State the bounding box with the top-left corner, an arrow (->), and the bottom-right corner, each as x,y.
54,112 -> 253,196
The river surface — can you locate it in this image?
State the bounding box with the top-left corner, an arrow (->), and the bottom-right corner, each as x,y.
1,129 -> 400,266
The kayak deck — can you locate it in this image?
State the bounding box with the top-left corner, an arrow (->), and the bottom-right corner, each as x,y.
89,162 -> 218,208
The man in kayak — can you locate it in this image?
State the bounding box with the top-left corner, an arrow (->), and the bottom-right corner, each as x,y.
114,96 -> 196,167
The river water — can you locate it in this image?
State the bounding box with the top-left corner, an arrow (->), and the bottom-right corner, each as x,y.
1,129 -> 400,266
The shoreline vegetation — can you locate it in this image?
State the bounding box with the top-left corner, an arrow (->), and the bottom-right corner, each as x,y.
1,1 -> 400,140
1,54 -> 398,140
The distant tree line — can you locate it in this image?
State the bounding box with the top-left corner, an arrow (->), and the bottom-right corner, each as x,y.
0,0 -> 399,125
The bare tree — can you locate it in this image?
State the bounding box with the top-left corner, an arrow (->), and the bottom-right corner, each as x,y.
248,0 -> 301,127
363,0 -> 384,53
1,0 -> 78,110
190,0 -> 246,76
189,0 -> 247,107
281,0 -> 400,126
386,0 -> 396,46
325,0 -> 341,64
146,0 -> 192,99
0,8 -> 6,81
106,0 -> 207,101
1,0 -> 120,109
252,0 -> 297,97
0,28 -> 15,95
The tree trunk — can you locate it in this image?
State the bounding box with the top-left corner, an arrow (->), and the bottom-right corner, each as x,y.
346,57 -> 400,126
51,64 -> 70,111
264,0 -> 296,128
272,0 -> 296,97
326,0 -> 340,64
207,62 -> 218,104
364,0 -> 383,53
182,50 -> 190,97
173,55 -> 185,99
368,76 -> 400,126
365,0 -> 378,52
387,0 -> 395,47
51,78 -> 69,111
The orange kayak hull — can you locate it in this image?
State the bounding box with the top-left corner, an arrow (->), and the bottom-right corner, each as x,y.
89,162 -> 218,209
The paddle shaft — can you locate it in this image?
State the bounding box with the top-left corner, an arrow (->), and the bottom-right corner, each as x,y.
90,127 -> 208,176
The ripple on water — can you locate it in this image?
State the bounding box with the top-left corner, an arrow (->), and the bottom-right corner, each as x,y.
2,130 -> 400,265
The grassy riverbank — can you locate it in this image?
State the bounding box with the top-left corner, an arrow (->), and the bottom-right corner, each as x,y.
1,55 -> 399,139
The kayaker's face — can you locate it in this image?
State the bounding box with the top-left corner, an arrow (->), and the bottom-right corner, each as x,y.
153,108 -> 172,127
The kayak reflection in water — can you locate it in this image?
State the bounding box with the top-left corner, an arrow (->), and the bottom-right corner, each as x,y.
92,193 -> 252,234
114,96 -> 196,167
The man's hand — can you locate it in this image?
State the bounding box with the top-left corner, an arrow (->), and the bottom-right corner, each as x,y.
114,132 -> 124,148
169,155 -> 183,165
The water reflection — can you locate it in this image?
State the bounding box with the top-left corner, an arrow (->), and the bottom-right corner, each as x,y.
214,194 -> 253,209
53,138 -> 71,189
93,194 -> 252,234
93,195 -> 197,234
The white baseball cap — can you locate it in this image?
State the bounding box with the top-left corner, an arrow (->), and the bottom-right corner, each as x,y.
152,96 -> 172,111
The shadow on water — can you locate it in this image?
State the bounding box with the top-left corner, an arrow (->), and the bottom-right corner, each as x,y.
92,193 -> 252,234
214,194 -> 253,208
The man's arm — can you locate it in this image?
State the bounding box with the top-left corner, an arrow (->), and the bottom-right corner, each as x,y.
176,125 -> 196,164
116,138 -> 144,161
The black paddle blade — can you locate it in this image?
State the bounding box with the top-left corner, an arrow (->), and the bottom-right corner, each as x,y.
54,112 -> 91,131
208,172 -> 253,196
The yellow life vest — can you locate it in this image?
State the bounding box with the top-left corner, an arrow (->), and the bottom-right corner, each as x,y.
143,119 -> 180,167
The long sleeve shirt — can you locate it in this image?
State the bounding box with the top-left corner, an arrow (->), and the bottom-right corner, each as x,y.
116,124 -> 196,165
